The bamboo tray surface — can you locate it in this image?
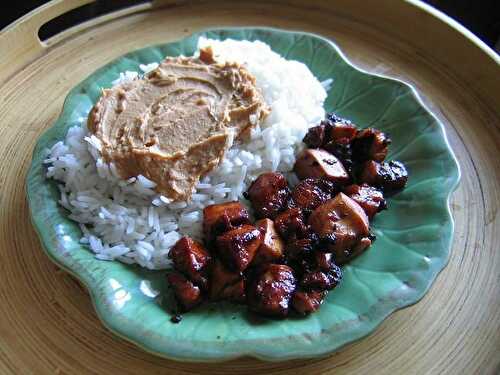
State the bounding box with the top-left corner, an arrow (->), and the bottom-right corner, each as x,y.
0,0 -> 498,374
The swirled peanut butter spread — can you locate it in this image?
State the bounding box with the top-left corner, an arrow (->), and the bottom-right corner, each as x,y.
88,47 -> 269,201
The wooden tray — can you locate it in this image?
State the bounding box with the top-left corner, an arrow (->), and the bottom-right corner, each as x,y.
0,0 -> 498,373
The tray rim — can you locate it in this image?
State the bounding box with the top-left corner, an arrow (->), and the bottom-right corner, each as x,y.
1,0 -> 498,63
1,0 -> 499,108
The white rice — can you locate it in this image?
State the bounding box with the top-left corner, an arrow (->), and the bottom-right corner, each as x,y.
45,38 -> 330,269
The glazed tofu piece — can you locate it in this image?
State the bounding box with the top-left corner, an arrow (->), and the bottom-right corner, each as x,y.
209,260 -> 246,303
215,224 -> 262,271
303,124 -> 326,148
300,262 -> 342,291
252,219 -> 285,265
247,264 -> 296,317
245,172 -> 290,219
169,237 -> 212,289
294,149 -> 350,184
203,201 -> 250,244
335,235 -> 373,264
285,238 -> 316,262
323,140 -> 354,175
292,290 -> 326,315
324,119 -> 358,144
290,178 -> 337,214
273,208 -> 307,240
167,272 -> 203,312
308,193 -> 370,257
313,252 -> 335,272
344,183 -> 386,219
303,113 -> 359,144
351,128 -> 391,162
359,160 -> 408,192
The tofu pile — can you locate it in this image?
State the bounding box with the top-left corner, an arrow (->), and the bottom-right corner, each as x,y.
166,112 -> 408,319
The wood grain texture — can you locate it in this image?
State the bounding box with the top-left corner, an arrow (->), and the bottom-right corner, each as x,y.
0,0 -> 499,373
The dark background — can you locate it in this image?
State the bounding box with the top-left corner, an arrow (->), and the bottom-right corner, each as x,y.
1,0 -> 499,50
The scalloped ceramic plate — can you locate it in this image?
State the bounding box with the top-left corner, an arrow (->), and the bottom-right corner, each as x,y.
26,28 -> 459,362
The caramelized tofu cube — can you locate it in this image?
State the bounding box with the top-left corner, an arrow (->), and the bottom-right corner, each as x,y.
344,184 -> 386,219
247,264 -> 296,317
216,224 -> 262,271
336,236 -> 373,264
285,238 -> 316,261
294,149 -> 350,184
358,160 -> 379,186
292,290 -> 326,315
300,271 -> 331,290
209,260 -> 246,303
359,160 -> 408,192
300,263 -> 342,291
303,124 -> 326,148
323,112 -> 358,141
169,237 -> 211,289
274,208 -> 307,240
308,193 -> 370,257
245,172 -> 290,219
252,219 -> 284,265
290,178 -> 338,214
203,201 -> 250,244
314,252 -> 334,272
352,128 -> 391,162
325,121 -> 358,143
167,272 -> 203,312
323,140 -> 353,173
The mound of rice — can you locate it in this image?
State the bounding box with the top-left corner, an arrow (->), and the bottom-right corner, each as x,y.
44,38 -> 330,269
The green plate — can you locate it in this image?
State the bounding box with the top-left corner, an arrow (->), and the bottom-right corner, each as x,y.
26,28 -> 460,362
